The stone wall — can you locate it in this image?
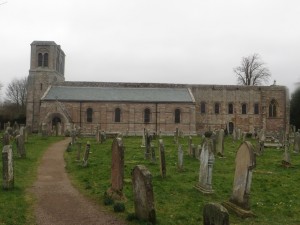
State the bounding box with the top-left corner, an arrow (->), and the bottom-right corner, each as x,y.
39,100 -> 196,135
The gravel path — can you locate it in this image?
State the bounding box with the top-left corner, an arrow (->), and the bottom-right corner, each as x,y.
31,138 -> 128,225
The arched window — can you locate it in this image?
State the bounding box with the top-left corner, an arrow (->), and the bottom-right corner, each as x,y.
242,103 -> 247,114
200,102 -> 206,114
115,108 -> 121,122
44,53 -> 48,67
86,108 -> 93,122
215,103 -> 220,114
38,53 -> 43,67
228,103 -> 233,114
269,99 -> 277,117
144,108 -> 150,123
254,103 -> 259,114
37,52 -> 49,67
175,108 -> 181,123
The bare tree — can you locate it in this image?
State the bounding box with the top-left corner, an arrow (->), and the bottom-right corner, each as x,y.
5,77 -> 28,108
234,53 -> 271,86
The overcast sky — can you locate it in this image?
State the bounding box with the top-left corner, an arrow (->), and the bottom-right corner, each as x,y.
1,0 -> 300,98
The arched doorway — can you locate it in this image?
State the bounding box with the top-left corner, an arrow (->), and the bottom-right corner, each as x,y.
52,117 -> 61,127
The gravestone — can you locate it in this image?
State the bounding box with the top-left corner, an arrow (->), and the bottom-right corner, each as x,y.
2,145 -> 14,190
203,203 -> 229,225
215,129 -> 224,157
282,141 -> 291,167
82,141 -> 91,167
195,145 -> 201,160
141,128 -> 146,147
150,143 -> 156,163
145,130 -> 152,160
188,136 -> 193,155
222,141 -> 256,218
13,121 -> 19,133
257,129 -> 265,155
195,136 -> 215,194
2,132 -> 10,146
159,139 -> 166,178
100,131 -> 106,143
71,129 -> 76,145
293,132 -> 300,153
132,165 -> 156,224
107,138 -> 125,200
174,127 -> 179,144
16,134 -> 26,158
178,144 -> 184,171
232,128 -> 237,142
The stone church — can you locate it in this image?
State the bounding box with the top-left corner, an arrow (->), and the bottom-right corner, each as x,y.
26,41 -> 290,135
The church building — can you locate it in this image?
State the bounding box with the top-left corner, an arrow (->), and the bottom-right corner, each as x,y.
26,41 -> 289,135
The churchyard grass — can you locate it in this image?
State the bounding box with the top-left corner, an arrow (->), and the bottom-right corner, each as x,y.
65,135 -> 300,225
0,134 -> 64,225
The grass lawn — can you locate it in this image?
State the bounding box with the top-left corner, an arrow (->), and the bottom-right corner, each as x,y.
64,135 -> 300,225
0,135 -> 64,225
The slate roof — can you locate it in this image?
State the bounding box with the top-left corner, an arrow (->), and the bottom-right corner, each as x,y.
42,86 -> 195,103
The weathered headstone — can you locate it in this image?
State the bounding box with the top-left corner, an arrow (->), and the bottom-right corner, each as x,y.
2,145 -> 14,190
150,143 -> 156,163
145,130 -> 151,160
232,128 -> 237,142
203,203 -> 229,225
188,136 -> 193,155
222,141 -> 256,218
132,165 -> 156,224
282,141 -> 291,167
178,144 -> 184,171
195,144 -> 201,160
16,134 -> 26,158
107,138 -> 125,200
215,129 -> 224,157
293,132 -> 300,153
141,128 -> 146,147
82,141 -> 91,167
195,136 -> 215,194
41,123 -> 48,137
2,132 -> 10,146
71,129 -> 76,145
159,139 -> 166,178
257,129 -> 265,155
13,121 -> 19,133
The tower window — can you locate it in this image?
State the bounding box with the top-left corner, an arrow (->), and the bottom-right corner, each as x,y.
44,53 -> 48,67
215,103 -> 220,114
242,103 -> 247,114
228,103 -> 233,114
38,53 -> 43,67
254,103 -> 259,114
37,52 -> 49,67
269,99 -> 277,117
200,102 -> 206,114
115,108 -> 121,122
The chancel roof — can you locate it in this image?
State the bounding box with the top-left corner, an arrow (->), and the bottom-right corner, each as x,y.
42,86 -> 195,103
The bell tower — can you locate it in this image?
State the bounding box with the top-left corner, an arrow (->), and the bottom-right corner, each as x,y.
26,41 -> 66,132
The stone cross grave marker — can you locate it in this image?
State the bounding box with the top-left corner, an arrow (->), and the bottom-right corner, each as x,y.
203,203 -> 229,225
222,141 -> 256,218
132,165 -> 156,224
159,139 -> 166,178
195,136 -> 215,194
178,144 -> 184,171
82,141 -> 91,167
216,129 -> 225,157
107,137 -> 125,200
2,145 -> 14,190
16,134 -> 26,158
